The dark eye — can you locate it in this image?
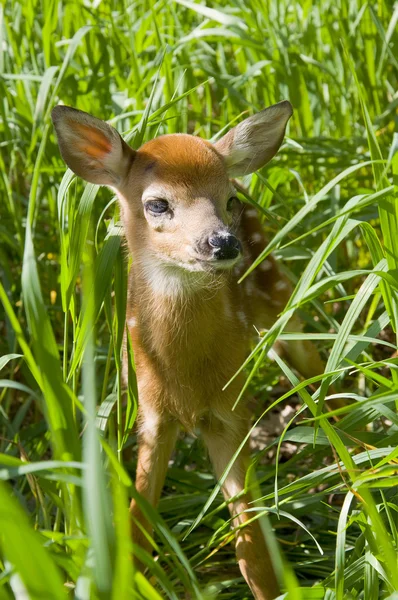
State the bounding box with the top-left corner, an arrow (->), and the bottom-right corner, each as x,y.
227,196 -> 238,211
145,199 -> 169,215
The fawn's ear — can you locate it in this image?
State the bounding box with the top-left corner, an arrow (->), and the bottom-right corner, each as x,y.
51,106 -> 135,186
214,100 -> 293,177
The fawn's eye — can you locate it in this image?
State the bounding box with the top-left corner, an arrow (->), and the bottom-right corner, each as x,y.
227,196 -> 239,211
145,199 -> 169,215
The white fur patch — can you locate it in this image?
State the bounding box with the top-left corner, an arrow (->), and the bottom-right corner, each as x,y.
145,262 -> 185,297
127,316 -> 137,328
259,260 -> 272,271
139,405 -> 160,438
275,280 -> 289,291
237,310 -> 248,326
223,478 -> 243,500
251,232 -> 263,243
138,255 -> 210,298
244,279 -> 255,296
142,185 -> 173,203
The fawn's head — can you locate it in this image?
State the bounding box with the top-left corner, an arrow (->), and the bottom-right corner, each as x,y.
52,102 -> 292,281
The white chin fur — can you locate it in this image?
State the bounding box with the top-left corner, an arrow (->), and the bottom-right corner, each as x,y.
167,256 -> 240,273
138,255 -> 236,297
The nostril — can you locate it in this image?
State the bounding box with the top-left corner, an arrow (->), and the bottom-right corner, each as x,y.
208,235 -> 224,248
230,236 -> 242,251
208,233 -> 241,249
208,232 -> 242,260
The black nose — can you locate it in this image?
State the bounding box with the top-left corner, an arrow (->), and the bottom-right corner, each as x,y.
208,232 -> 242,260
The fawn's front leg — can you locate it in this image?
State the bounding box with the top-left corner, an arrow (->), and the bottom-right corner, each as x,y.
130,405 -> 179,557
201,416 -> 280,600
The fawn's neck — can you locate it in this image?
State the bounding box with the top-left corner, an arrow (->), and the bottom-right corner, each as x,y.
131,256 -> 239,364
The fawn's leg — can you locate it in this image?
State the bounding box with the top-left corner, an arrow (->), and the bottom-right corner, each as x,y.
130,407 -> 179,556
201,417 -> 280,600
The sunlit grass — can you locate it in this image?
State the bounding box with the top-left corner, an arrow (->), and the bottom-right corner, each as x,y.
1,0 -> 398,598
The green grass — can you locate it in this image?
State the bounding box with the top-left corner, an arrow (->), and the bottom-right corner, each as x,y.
1,0 -> 398,598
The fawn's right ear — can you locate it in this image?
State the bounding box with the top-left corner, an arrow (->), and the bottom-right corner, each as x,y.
51,106 -> 135,187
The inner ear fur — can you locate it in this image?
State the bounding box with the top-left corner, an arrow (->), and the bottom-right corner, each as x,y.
214,100 -> 293,177
51,106 -> 135,186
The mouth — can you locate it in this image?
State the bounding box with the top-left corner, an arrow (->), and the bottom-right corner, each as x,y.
199,257 -> 241,270
188,251 -> 242,272
154,252 -> 242,274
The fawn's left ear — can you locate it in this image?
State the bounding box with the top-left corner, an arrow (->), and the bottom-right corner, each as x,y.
214,100 -> 293,177
51,106 -> 135,186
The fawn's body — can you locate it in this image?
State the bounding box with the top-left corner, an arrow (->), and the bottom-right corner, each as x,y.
53,101 -> 326,600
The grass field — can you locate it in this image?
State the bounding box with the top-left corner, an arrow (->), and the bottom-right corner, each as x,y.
1,0 -> 398,598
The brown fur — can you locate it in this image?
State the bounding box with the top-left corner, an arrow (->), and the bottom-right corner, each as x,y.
52,102 -> 326,600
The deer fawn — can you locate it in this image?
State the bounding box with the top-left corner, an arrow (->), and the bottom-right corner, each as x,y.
52,101 -> 328,600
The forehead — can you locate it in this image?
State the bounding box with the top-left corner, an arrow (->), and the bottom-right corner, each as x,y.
136,134 -> 230,196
